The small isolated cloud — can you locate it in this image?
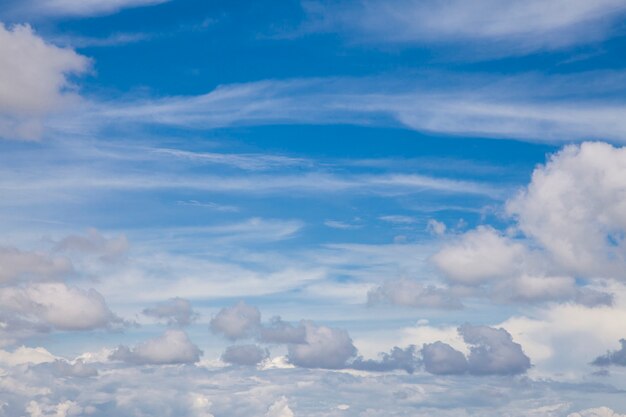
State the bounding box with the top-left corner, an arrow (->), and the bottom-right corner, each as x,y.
592,339 -> 626,367
0,23 -> 89,140
421,325 -> 530,376
143,297 -> 198,327
426,219 -> 446,236
351,345 -> 420,373
367,278 -> 462,309
287,321 -> 357,369
221,344 -> 269,366
265,397 -> 295,417
110,329 -> 202,365
210,301 -> 261,340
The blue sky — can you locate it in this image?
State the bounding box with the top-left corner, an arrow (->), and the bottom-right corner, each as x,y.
2,1 -> 626,416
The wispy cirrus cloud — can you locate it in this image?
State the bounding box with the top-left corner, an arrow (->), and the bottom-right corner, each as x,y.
302,0 -> 626,56
59,71 -> 626,144
3,0 -> 170,18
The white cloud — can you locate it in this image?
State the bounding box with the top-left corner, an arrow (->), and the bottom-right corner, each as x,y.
13,0 -> 169,17
431,226 -> 527,285
287,321 -> 357,369
265,397 -> 295,417
110,329 -> 202,365
210,301 -> 261,340
0,23 -> 88,140
0,282 -> 119,331
569,407 -> 626,417
304,0 -> 626,55
143,297 -> 198,327
0,247 -> 72,283
507,142 -> 626,279
72,72 -> 626,144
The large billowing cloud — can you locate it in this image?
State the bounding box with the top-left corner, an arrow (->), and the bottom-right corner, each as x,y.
506,142 -> 626,279
110,329 -> 202,365
431,142 -> 626,305
0,23 -> 88,140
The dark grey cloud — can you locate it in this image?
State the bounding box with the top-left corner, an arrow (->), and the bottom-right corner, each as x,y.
287,321 -> 357,369
143,297 -> 198,327
351,345 -> 420,373
259,317 -> 306,344
210,301 -> 261,340
460,324 -> 531,375
367,279 -> 463,309
420,325 -> 530,376
421,341 -> 468,375
592,339 -> 626,367
221,344 -> 269,366
575,289 -> 614,308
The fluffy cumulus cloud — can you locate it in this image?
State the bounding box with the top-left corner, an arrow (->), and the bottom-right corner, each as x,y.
221,344 -> 269,366
0,247 -> 72,283
506,142 -> 626,279
0,282 -> 119,331
460,324 -> 531,375
367,278 -> 462,309
420,325 -> 530,376
0,23 -> 89,140
421,341 -> 468,375
143,297 -> 198,327
430,142 -> 626,305
110,329 -> 202,365
287,321 -> 357,369
210,301 -> 261,340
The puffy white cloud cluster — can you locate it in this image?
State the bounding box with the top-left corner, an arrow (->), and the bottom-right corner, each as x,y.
431,142 -> 626,305
0,23 -> 88,140
0,230 -> 125,346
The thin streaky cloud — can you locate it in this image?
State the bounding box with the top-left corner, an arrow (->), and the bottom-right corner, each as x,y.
302,0 -> 626,56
